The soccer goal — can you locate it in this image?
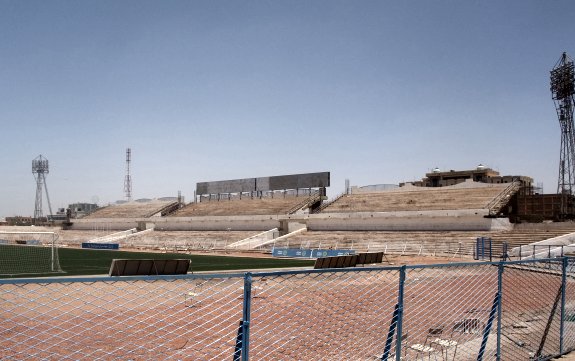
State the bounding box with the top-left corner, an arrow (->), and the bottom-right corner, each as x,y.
0,231 -> 62,276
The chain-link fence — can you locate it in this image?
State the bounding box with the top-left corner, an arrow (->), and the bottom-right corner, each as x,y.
0,258 -> 574,360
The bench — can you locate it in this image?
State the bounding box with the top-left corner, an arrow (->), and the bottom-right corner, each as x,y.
313,252 -> 386,269
356,252 -> 384,266
109,259 -> 191,276
313,255 -> 358,269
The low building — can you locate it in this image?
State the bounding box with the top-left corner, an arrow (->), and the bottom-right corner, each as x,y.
6,216 -> 34,226
68,203 -> 99,218
403,165 -> 533,192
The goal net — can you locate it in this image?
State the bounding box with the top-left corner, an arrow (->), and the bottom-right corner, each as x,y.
0,231 -> 62,276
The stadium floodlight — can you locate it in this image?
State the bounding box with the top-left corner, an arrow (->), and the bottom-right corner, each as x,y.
551,55 -> 575,101
551,53 -> 575,217
32,155 -> 53,223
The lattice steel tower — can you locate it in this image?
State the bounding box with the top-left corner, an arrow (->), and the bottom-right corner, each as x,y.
32,155 -> 53,223
124,148 -> 132,201
551,53 -> 575,194
551,52 -> 575,216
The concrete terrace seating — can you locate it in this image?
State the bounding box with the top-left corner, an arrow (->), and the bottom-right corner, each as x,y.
488,225 -> 575,254
319,184 -> 510,213
83,200 -> 179,219
115,230 -> 257,251
171,196 -> 315,217
272,230 -> 488,254
270,225 -> 575,258
56,229 -> 256,251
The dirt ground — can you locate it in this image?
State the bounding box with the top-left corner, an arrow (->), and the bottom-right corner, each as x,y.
1,254 -> 571,360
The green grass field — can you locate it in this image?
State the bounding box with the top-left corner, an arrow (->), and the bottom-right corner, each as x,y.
0,246 -> 314,278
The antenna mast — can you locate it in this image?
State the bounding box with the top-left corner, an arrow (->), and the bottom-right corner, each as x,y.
551,52 -> 575,216
32,155 -> 53,224
124,148 -> 132,201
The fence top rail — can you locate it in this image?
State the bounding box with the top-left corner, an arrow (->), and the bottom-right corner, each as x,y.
0,272 -> 247,285
251,265 -> 400,277
0,256 -> 572,285
0,231 -> 56,235
402,257 -> 570,270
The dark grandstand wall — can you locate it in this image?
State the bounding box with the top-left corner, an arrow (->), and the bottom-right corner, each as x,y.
514,194 -> 575,221
196,172 -> 330,195
196,178 -> 256,195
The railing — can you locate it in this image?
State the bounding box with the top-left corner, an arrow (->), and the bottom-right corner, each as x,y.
486,181 -> 521,216
286,193 -> 321,214
312,191 -> 346,214
226,228 -> 280,250
154,201 -> 182,217
267,239 -> 479,258
516,243 -> 575,260
86,228 -> 139,243
1,257 -> 574,360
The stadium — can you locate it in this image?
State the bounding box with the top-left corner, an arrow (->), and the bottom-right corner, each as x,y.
21,167 -> 575,261
2,49 -> 575,361
1,165 -> 575,360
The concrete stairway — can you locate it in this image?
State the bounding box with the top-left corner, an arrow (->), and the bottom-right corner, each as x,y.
486,181 -> 521,215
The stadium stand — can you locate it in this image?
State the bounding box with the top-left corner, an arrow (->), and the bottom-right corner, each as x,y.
49,221 -> 575,257
318,183 -> 513,214
264,225 -> 575,258
83,200 -> 180,219
170,194 -> 320,217
56,230 -> 257,252
53,170 -> 575,261
269,230 -> 488,255
489,224 -> 575,252
124,230 -> 257,251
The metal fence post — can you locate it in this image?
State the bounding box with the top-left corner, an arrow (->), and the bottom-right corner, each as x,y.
502,242 -> 508,261
478,291 -> 500,361
475,238 -> 480,260
489,238 -> 493,262
496,262 -> 504,361
382,304 -> 399,361
242,272 -> 253,361
395,266 -> 406,361
560,257 -> 567,355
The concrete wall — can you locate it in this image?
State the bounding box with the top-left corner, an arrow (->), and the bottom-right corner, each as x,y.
71,219 -> 140,230
304,210 -> 506,231
72,216 -> 281,231
70,209 -> 511,232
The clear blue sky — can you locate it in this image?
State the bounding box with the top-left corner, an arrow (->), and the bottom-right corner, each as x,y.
1,0 -> 574,218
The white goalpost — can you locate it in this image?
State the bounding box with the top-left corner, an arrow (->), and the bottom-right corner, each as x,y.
0,231 -> 62,276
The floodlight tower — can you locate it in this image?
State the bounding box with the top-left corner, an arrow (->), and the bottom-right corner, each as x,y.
551,52 -> 575,216
32,155 -> 53,223
124,148 -> 132,201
